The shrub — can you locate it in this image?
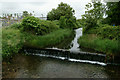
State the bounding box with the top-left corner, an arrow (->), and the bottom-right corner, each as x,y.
22,16 -> 58,35
78,34 -> 119,55
38,20 -> 59,35
24,29 -> 73,48
59,16 -> 67,28
2,27 -> 24,59
97,24 -> 120,40
52,20 -> 59,26
59,16 -> 78,29
21,16 -> 40,32
10,23 -> 23,29
66,16 -> 78,29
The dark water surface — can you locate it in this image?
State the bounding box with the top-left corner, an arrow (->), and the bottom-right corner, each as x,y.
2,54 -> 120,78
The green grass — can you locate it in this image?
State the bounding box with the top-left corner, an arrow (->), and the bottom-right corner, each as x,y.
2,27 -> 24,59
2,25 -> 73,59
78,34 -> 119,55
24,29 -> 73,48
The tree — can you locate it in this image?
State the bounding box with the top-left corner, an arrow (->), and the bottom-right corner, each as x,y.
82,1 -> 105,31
106,2 -> 120,25
59,16 -> 67,28
47,2 -> 75,20
14,13 -> 16,18
22,11 -> 29,17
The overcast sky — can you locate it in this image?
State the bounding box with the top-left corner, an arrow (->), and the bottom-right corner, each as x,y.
0,0 -> 94,19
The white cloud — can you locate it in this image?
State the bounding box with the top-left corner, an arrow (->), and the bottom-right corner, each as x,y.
0,0 -> 92,19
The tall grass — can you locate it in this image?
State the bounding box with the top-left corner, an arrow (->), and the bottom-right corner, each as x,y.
2,27 -> 24,59
78,34 -> 119,55
2,25 -> 73,59
24,29 -> 73,48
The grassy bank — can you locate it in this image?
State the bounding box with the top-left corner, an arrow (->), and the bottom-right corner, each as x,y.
2,26 -> 73,59
24,28 -> 73,48
2,27 -> 24,59
78,34 -> 119,55
78,24 -> 120,56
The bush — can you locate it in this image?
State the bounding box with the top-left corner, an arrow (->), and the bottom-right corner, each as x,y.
66,16 -> 78,29
24,29 -> 73,48
2,27 -> 24,59
21,16 -> 40,33
10,23 -> 23,29
59,16 -> 78,29
22,16 -> 58,35
38,20 -> 59,35
97,24 -> 120,40
59,16 -> 67,28
52,20 -> 59,26
78,34 -> 119,55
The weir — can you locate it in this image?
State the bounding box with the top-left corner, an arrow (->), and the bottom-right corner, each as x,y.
23,28 -> 107,66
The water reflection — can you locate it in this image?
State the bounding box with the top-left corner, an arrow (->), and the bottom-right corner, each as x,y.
2,54 -> 109,78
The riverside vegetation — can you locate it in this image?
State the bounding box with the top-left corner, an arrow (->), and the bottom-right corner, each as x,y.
2,18 -> 74,60
2,2 -> 79,61
1,1 -> 120,62
78,1 -> 120,61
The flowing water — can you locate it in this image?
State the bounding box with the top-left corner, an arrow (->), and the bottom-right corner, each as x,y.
70,28 -> 82,53
2,28 -> 120,78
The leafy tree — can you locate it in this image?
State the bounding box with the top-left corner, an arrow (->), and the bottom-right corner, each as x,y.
59,16 -> 67,28
82,1 -> 105,32
66,16 -> 78,29
47,2 -> 75,20
23,11 -> 30,17
105,2 -> 120,25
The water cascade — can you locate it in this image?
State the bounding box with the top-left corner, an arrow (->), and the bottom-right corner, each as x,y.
24,28 -> 107,66
69,28 -> 82,53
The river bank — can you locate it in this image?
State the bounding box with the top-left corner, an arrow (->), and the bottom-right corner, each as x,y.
2,27 -> 120,79
2,25 -> 74,60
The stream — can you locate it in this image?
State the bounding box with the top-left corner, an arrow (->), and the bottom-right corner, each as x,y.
2,28 -> 120,78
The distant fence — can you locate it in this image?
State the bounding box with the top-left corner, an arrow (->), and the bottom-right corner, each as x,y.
0,17 -> 47,27
0,19 -> 22,27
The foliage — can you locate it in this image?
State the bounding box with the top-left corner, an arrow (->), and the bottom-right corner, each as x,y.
9,23 -> 23,29
76,19 -> 84,28
59,16 -> 67,28
47,2 -> 78,29
24,29 -> 73,48
59,16 -> 78,29
82,1 -> 105,32
22,11 -> 32,17
22,16 -> 58,35
66,16 -> 78,29
2,27 -> 24,59
52,20 -> 59,26
83,26 -> 100,34
97,24 -> 120,40
47,2 -> 75,20
2,25 -> 73,59
106,2 -> 120,25
78,34 -> 119,55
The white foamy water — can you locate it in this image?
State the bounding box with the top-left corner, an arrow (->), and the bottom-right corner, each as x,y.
69,28 -> 83,53
33,53 -> 107,66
